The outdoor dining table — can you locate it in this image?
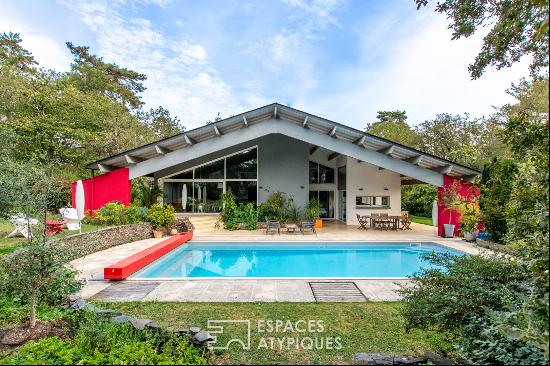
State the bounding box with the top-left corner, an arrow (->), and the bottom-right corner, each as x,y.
361,215 -> 402,230
44,220 -> 66,235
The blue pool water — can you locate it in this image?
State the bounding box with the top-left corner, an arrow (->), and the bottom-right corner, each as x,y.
131,242 -> 463,278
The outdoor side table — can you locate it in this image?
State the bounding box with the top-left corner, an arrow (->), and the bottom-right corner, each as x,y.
44,220 -> 66,235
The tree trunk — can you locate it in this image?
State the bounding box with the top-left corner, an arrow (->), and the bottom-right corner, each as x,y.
29,295 -> 36,330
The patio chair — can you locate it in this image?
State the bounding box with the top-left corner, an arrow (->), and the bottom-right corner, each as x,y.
400,215 -> 412,230
380,213 -> 389,218
356,214 -> 369,230
7,214 -> 38,239
59,207 -> 81,231
266,220 -> 281,235
299,219 -> 316,235
370,213 -> 380,230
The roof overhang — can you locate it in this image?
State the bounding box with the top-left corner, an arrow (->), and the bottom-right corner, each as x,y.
86,103 -> 480,186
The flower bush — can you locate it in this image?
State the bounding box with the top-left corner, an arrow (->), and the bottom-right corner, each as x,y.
458,200 -> 480,234
220,192 -> 257,230
146,203 -> 175,230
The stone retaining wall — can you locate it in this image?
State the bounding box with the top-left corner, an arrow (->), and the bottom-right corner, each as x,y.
60,223 -> 153,260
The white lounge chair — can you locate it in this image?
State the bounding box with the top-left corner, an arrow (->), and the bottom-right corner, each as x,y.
7,214 -> 38,239
59,207 -> 81,231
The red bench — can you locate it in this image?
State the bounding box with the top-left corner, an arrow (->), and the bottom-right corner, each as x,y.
104,231 -> 193,280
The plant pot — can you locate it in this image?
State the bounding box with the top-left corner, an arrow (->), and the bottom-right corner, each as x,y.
443,224 -> 455,238
153,229 -> 164,239
463,232 -> 476,242
315,218 -> 323,229
170,228 -> 178,236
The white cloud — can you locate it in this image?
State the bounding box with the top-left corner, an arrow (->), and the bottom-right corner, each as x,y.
59,0 -> 258,128
0,11 -> 71,71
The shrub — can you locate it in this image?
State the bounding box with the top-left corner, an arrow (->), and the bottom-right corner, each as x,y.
458,200 -> 480,234
125,204 -> 148,224
131,178 -> 162,208
479,158 -> 517,243
401,184 -> 437,217
220,192 -> 257,230
305,198 -> 320,220
398,252 -> 547,363
257,191 -> 286,221
147,203 -> 175,230
95,201 -> 127,225
3,312 -> 207,365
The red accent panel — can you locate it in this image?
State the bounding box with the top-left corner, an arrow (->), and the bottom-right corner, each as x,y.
71,168 -> 131,212
103,231 -> 193,280
437,175 -> 479,237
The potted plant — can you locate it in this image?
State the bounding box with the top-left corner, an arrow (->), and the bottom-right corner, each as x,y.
305,199 -> 322,229
440,180 -> 462,237
147,203 -> 175,238
459,200 -> 480,242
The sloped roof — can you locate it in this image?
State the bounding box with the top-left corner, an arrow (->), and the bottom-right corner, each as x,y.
86,103 -> 480,181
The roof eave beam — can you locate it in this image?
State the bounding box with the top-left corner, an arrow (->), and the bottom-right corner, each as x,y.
309,145 -> 319,155
328,126 -> 337,137
98,163 -> 116,173
273,106 -> 278,119
434,164 -> 454,175
184,135 -> 196,145
354,135 -> 366,146
125,155 -> 144,165
328,152 -> 340,161
404,155 -> 423,165
213,125 -> 222,137
155,145 -> 171,155
462,174 -> 477,183
377,145 -> 395,155
302,116 -> 309,128
242,115 -> 248,128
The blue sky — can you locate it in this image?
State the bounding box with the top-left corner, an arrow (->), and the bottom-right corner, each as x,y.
2,0 -> 530,129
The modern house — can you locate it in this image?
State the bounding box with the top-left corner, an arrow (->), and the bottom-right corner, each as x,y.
76,103 -> 480,235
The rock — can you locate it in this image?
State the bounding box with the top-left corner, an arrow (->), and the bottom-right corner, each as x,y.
352,353 -> 428,365
129,318 -> 153,330
69,298 -> 87,311
189,327 -> 201,334
173,328 -> 190,337
94,308 -> 122,317
193,331 -> 213,344
424,351 -> 454,365
144,321 -> 161,331
111,315 -> 133,324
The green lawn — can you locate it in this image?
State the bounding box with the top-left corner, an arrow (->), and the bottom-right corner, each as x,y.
100,302 -> 449,365
410,215 -> 433,226
0,219 -> 104,255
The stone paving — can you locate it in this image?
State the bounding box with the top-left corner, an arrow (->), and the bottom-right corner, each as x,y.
70,221 -> 485,303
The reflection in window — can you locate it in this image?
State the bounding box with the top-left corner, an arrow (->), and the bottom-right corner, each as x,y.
170,170 -> 193,179
319,164 -> 334,184
195,159 -> 224,179
226,148 -> 257,179
309,162 -> 318,183
355,196 -> 391,208
226,181 -> 257,205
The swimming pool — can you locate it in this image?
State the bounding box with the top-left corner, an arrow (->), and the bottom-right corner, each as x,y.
131,242 -> 463,279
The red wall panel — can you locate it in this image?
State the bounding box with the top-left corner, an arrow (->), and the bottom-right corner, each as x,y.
72,168 -> 131,212
437,175 -> 479,237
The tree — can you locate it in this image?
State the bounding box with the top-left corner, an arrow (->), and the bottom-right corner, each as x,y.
366,110 -> 420,147
138,106 -> 184,139
416,0 -> 549,79
0,32 -> 37,72
66,42 -> 147,109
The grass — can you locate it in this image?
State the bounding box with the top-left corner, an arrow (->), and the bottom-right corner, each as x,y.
0,219 -> 104,255
410,215 -> 433,226
99,302 -> 449,365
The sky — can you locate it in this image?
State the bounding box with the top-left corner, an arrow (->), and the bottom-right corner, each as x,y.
1,0 -> 531,130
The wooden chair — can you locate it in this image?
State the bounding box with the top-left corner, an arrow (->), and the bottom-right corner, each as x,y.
266,220 -> 280,235
400,215 -> 412,230
357,214 -> 369,230
369,213 -> 380,229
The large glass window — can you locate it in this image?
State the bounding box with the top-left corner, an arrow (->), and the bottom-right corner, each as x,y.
226,148 -> 257,179
226,181 -> 257,205
163,147 -> 258,212
355,195 -> 391,208
319,164 -> 334,184
195,159 -> 224,179
337,166 -> 346,190
309,162 -> 318,183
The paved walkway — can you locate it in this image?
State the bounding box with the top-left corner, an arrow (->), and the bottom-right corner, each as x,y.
70,222 -> 485,303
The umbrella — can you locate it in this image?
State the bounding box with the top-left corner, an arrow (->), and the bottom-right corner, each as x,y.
197,184 -> 202,201
75,180 -> 85,233
203,186 -> 207,203
181,184 -> 187,212
432,200 -> 438,229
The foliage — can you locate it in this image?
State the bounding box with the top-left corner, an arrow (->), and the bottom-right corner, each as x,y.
398,253 -> 546,364
219,192 -> 257,230
2,312 -> 206,365
131,178 -> 163,208
305,198 -> 321,220
257,191 -> 286,221
501,77 -> 549,358
94,201 -> 127,225
125,204 -> 149,224
0,32 -> 36,72
416,0 -> 549,79
137,106 -> 184,139
366,110 -> 419,147
0,241 -> 83,329
401,184 -> 437,216
479,157 -> 517,243
146,203 -> 175,230
457,200 -> 480,233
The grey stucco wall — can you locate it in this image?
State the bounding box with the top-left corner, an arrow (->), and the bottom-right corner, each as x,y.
258,134 -> 309,208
